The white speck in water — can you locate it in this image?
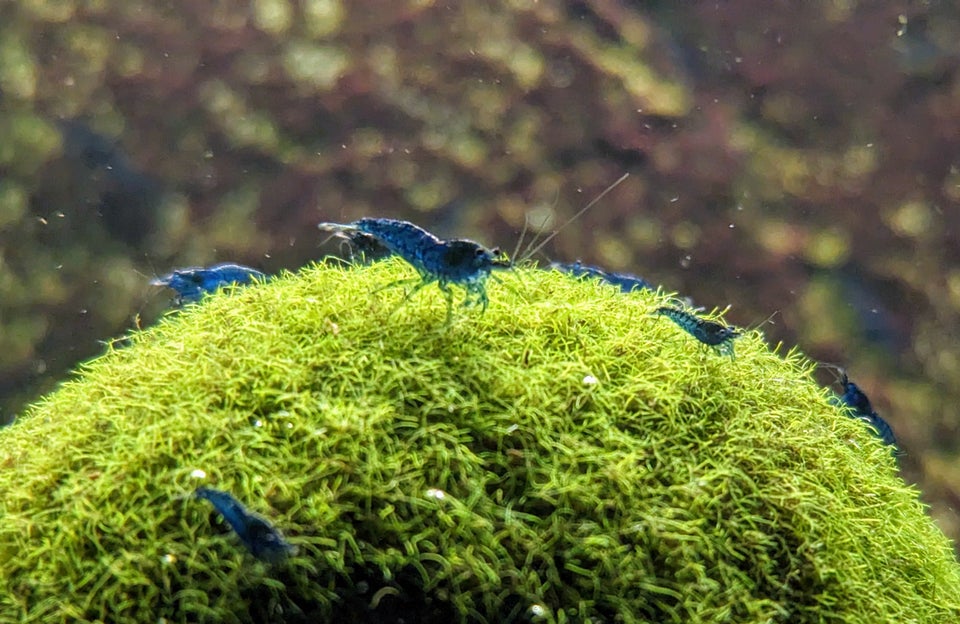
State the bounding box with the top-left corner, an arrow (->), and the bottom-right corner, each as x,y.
425,488 -> 446,500
528,604 -> 547,617
286,422 -> 293,429
191,469 -> 207,479
670,196 -> 679,203
582,375 -> 598,385
162,554 -> 176,564
254,419 -> 263,427
729,223 -> 735,228
680,255 -> 692,268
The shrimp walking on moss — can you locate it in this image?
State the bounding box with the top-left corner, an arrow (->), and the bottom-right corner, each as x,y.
655,305 -> 742,357
152,263 -> 266,305
318,173 -> 630,322
319,217 -> 512,321
550,260 -> 654,293
826,368 -> 899,449
194,487 -> 295,563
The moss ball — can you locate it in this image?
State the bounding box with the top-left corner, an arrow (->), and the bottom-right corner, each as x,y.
1,259 -> 958,623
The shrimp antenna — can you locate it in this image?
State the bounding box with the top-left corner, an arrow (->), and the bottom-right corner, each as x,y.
518,172 -> 630,263
816,361 -> 848,383
510,184 -> 560,265
134,252 -> 162,282
126,254 -> 166,330
509,211 -> 530,266
317,231 -> 337,247
316,222 -> 359,262
317,221 -> 356,245
132,267 -> 152,282
747,310 -> 780,333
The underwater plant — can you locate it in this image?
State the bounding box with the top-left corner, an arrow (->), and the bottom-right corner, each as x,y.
0,259 -> 958,623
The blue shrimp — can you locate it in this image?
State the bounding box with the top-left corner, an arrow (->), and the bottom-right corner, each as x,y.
550,260 -> 654,293
316,173 -> 630,320
152,263 -> 266,305
318,218 -> 511,321
655,306 -> 742,357
194,487 -> 295,563
829,372 -> 898,449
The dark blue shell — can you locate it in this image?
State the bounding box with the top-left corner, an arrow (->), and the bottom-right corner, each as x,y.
352,218 -> 510,282
353,218 -> 443,275
341,218 -> 510,318
319,217 -> 511,320
857,412 -> 898,448
656,306 -> 741,355
832,375 -> 898,448
152,263 -> 265,304
551,261 -> 654,293
421,239 -> 505,284
839,378 -> 874,416
194,487 -> 294,563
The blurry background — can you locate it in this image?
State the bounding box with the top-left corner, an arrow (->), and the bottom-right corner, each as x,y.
1,0 -> 958,547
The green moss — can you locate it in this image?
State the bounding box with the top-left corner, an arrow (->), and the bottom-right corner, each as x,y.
1,259 -> 958,623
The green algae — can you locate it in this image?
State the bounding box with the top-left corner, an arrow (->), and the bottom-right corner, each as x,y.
0,260 -> 958,623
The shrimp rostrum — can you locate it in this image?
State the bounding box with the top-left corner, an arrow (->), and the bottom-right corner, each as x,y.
319,217 -> 512,320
